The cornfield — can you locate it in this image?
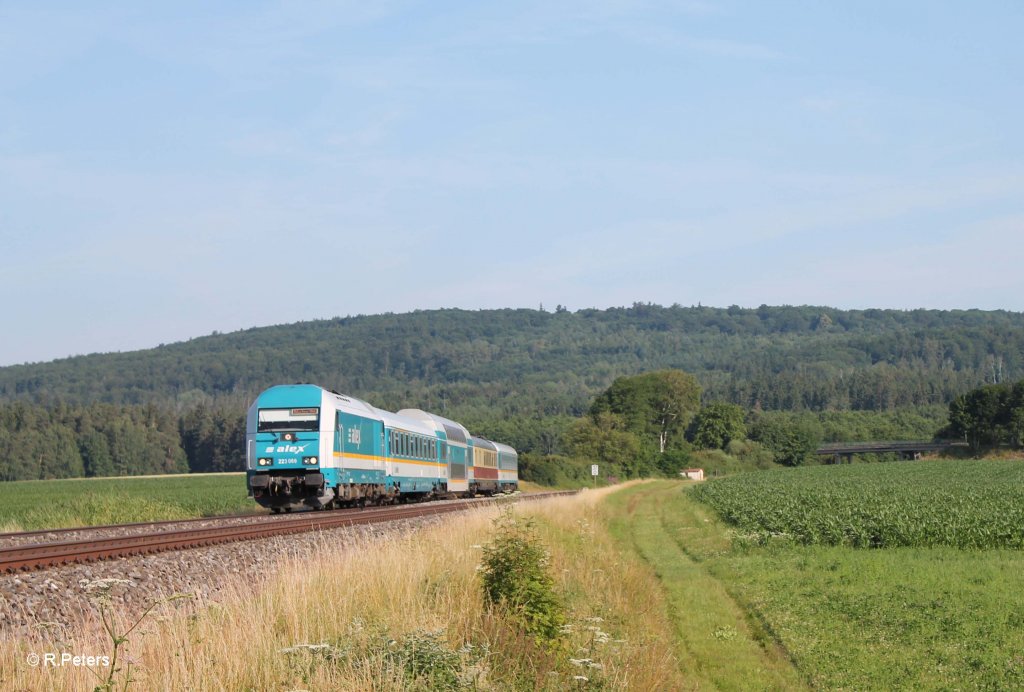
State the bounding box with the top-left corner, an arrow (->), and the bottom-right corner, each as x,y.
691,460 -> 1024,549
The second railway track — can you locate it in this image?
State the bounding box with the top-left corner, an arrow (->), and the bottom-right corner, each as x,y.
0,491 -> 576,573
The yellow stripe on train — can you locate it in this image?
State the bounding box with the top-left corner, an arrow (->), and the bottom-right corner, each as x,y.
332,451 -> 446,468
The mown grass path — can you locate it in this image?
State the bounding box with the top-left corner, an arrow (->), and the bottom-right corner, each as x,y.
603,481 -> 806,691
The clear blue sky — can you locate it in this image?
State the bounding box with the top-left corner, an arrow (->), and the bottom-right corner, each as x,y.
1,1 -> 1022,366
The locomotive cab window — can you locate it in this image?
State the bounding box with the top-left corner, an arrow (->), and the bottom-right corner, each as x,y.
258,408 -> 320,432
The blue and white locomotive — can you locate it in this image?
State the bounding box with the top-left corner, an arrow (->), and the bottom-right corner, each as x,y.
245,384 -> 519,512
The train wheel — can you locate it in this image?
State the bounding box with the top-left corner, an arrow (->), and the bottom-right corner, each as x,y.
271,507 -> 282,514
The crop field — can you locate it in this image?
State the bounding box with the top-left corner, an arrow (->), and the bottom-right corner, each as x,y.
0,473 -> 253,532
617,480 -> 1024,689
691,459 -> 1024,548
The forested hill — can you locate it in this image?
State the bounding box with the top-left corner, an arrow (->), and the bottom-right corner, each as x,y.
3,304 -> 1022,418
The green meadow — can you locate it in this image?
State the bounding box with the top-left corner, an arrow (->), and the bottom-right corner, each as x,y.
0,473 -> 254,532
5,472 -> 1024,688
606,466 -> 1024,689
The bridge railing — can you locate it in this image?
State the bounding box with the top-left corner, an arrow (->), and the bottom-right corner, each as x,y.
814,440 -> 960,456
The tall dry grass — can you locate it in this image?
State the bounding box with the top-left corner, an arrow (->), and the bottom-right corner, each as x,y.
3,485 -> 685,690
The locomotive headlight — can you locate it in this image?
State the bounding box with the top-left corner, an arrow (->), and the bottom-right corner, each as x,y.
258,458 -> 273,466
282,432 -> 296,442
303,456 -> 319,465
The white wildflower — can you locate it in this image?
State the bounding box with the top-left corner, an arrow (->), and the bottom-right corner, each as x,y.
83,578 -> 132,594
279,643 -> 332,654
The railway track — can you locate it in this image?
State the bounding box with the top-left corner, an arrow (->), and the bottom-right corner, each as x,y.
0,491 -> 576,573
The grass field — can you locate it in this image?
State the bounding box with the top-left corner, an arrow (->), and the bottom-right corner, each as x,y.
598,479 -> 1024,689
0,473 -> 253,532
7,468 -> 1023,689
603,482 -> 805,690
4,487 -> 694,691
680,460 -> 1024,688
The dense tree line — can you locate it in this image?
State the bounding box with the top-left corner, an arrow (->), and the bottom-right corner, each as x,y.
0,304 -> 1019,481
1,305 -> 1020,419
944,379 -> 1024,450
0,373 -> 956,483
551,371 -> 817,481
0,401 -> 242,481
526,371 -> 955,484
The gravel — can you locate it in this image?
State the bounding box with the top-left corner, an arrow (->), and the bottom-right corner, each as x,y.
0,514 -> 448,640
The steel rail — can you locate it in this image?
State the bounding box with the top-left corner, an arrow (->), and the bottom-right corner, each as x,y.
0,491 -> 577,573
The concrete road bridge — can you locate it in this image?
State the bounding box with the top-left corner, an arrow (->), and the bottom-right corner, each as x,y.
815,440 -> 959,463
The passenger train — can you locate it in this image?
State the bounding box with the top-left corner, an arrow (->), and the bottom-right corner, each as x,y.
245,384 -> 519,512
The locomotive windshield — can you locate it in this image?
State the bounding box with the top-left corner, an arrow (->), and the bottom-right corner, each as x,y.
257,407 -> 320,432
